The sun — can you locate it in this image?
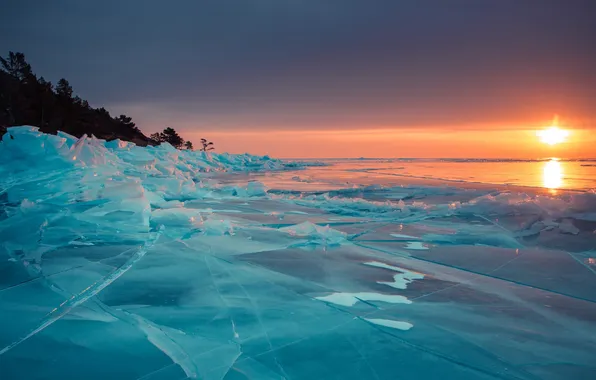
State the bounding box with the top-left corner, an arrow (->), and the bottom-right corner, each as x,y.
536,116 -> 569,145
537,127 -> 568,145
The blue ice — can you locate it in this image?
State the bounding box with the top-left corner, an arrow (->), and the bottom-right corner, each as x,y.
1,127 -> 596,379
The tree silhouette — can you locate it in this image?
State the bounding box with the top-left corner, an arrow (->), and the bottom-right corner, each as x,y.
116,114 -> 139,132
96,107 -> 110,117
150,132 -> 161,142
0,51 -> 34,124
200,138 -> 214,151
116,114 -> 133,126
56,78 -> 73,99
161,127 -> 184,148
0,52 -> 32,81
149,127 -> 185,148
148,128 -> 206,151
0,50 -> 159,146
55,78 -> 74,129
33,76 -> 54,128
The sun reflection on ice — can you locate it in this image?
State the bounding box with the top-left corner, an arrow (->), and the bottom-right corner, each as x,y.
543,159 -> 563,190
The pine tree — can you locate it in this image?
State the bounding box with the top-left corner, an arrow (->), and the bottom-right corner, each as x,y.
0,50 -> 161,146
184,140 -> 194,150
0,52 -> 32,81
150,132 -> 162,142
34,76 -> 54,128
56,78 -> 73,99
160,127 -> 184,148
0,52 -> 34,124
200,138 -> 214,151
116,114 -> 138,131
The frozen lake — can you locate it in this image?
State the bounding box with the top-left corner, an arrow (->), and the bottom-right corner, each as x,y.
1,129 -> 595,379
274,158 -> 596,191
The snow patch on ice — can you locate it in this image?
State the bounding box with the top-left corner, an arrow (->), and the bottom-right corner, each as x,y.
364,261 -> 425,289
390,233 -> 420,239
364,318 -> 413,331
404,242 -> 429,250
315,292 -> 412,307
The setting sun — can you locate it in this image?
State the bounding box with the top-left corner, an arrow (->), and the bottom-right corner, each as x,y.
537,127 -> 569,145
536,116 -> 569,145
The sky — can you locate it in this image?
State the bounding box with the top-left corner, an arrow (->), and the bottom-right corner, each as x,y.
1,0 -> 595,158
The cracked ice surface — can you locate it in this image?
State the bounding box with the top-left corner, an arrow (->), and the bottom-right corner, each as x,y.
1,127 -> 596,379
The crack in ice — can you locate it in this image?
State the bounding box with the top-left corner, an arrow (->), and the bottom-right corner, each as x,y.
0,228 -> 162,356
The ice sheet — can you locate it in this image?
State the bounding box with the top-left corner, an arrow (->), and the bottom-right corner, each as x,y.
1,128 -> 596,379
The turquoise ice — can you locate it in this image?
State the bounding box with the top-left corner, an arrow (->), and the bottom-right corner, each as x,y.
1,127 -> 596,379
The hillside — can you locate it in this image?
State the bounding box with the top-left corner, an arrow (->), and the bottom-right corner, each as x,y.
0,52 -> 155,146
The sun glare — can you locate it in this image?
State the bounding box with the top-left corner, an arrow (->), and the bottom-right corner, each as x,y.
537,127 -> 568,145
536,116 -> 569,145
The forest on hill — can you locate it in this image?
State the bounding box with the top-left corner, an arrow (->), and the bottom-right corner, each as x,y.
0,51 -> 209,150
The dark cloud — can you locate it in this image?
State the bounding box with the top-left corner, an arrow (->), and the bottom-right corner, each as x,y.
1,0 -> 595,131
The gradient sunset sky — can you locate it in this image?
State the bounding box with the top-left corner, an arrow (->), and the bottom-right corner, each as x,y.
2,0 -> 595,158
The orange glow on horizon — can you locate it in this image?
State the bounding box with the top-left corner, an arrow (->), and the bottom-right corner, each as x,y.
158,116 -> 596,159
184,125 -> 594,159
113,102 -> 595,158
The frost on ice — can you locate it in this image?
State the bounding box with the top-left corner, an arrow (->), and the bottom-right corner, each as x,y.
1,127 -> 596,379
